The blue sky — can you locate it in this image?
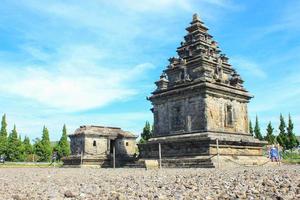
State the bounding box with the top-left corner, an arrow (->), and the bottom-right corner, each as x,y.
0,0 -> 299,140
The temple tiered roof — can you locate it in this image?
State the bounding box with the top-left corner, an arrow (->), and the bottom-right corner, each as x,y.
154,13 -> 245,95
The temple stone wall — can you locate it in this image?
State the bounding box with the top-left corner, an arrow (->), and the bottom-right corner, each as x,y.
154,102 -> 170,135
70,135 -> 84,155
209,145 -> 262,156
70,135 -> 137,158
85,136 -> 108,156
115,138 -> 136,156
153,94 -> 206,137
205,95 -> 249,134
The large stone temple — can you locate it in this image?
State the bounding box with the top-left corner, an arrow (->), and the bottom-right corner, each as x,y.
138,14 -> 269,168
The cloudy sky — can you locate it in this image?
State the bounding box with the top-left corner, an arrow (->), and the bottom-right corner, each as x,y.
0,0 -> 299,140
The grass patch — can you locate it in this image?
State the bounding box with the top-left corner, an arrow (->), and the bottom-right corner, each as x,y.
0,162 -> 63,168
282,151 -> 300,164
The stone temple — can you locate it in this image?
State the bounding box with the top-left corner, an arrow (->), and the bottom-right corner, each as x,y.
138,14 -> 268,168
63,125 -> 137,167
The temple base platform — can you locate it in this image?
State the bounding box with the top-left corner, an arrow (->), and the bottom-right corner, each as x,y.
138,132 -> 274,168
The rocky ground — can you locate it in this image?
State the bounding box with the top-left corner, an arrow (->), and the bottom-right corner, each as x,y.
0,165 -> 299,200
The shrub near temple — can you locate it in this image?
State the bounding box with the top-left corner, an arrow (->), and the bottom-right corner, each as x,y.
286,114 -> 299,149
34,126 -> 52,161
254,116 -> 263,140
277,114 -> 288,150
265,122 -> 275,144
139,121 -> 152,144
55,124 -> 71,160
249,120 -> 254,136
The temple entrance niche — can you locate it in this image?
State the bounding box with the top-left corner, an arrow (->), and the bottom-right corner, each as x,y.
171,104 -> 184,132
110,139 -> 115,154
225,104 -> 234,127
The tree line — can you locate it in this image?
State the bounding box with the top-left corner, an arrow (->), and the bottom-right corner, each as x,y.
250,114 -> 299,150
0,114 -> 70,162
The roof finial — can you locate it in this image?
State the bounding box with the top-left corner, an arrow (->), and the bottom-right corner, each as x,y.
192,13 -> 200,22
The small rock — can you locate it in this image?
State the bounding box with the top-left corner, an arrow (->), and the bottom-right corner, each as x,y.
64,190 -> 76,198
12,195 -> 21,200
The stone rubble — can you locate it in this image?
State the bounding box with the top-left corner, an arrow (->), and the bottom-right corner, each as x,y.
0,165 -> 299,199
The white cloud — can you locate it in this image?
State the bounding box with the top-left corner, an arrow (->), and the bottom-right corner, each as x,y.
230,57 -> 267,78
249,70 -> 300,114
0,45 -> 154,111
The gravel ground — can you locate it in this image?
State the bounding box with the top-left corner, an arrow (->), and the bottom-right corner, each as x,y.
0,165 -> 299,200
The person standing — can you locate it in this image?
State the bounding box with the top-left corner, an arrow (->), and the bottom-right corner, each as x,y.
269,145 -> 279,163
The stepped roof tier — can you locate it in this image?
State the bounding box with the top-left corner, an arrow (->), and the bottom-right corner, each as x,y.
70,125 -> 136,138
152,14 -> 250,102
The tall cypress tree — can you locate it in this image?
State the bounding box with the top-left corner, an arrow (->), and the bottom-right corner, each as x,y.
254,116 -> 263,140
286,114 -> 299,149
0,114 -> 8,157
33,138 -> 43,161
55,124 -> 71,160
6,125 -> 24,161
249,120 -> 254,136
277,114 -> 288,150
265,122 -> 275,144
23,136 -> 33,155
42,126 -> 52,161
35,126 -> 52,161
0,114 -> 7,137
140,121 -> 152,143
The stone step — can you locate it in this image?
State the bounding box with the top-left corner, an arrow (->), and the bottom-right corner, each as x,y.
160,157 -> 215,168
163,164 -> 215,168
119,160 -> 146,168
162,159 -> 211,163
122,164 -> 145,168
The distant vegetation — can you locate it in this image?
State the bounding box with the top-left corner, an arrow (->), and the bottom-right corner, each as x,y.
282,151 -> 300,164
139,121 -> 153,144
1,112 -> 298,163
250,113 -> 299,150
0,114 -> 70,162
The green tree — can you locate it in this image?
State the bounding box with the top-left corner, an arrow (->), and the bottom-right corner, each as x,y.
277,114 -> 288,150
33,138 -> 43,161
0,114 -> 7,137
265,122 -> 275,144
0,114 -> 8,157
6,125 -> 24,161
286,114 -> 299,149
23,136 -> 33,155
18,134 -> 25,161
55,124 -> 70,160
254,116 -> 263,140
35,126 -> 52,161
140,121 -> 152,143
249,120 -> 254,136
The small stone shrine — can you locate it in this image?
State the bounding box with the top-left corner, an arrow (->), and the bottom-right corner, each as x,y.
138,14 -> 269,168
63,125 -> 137,167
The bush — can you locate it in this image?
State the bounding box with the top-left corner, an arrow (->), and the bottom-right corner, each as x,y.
282,150 -> 300,164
